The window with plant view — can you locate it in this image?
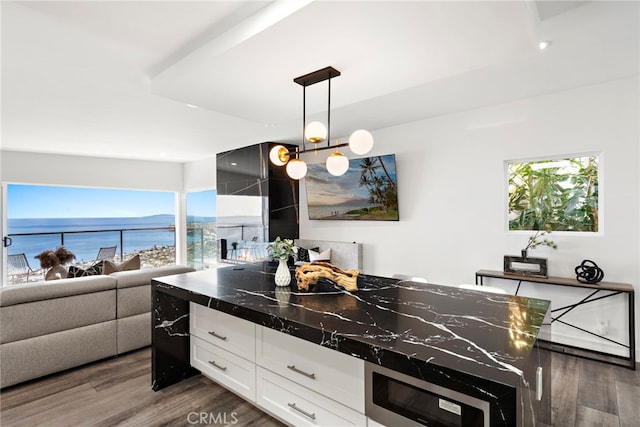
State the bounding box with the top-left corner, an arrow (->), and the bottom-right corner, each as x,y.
507,155 -> 599,232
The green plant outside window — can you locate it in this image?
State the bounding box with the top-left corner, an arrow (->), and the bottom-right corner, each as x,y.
508,155 -> 599,232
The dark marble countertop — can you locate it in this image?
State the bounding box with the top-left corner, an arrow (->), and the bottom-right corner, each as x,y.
153,262 -> 550,394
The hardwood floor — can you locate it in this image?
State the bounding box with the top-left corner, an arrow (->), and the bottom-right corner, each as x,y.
0,348 -> 284,427
1,347 -> 638,426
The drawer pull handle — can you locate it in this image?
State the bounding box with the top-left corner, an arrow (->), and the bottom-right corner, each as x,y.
208,360 -> 227,371
287,402 -> 316,420
287,365 -> 316,380
208,331 -> 228,341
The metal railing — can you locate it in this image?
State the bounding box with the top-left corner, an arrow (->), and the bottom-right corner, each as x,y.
5,227 -> 176,285
6,225 -> 219,285
6,226 -> 175,259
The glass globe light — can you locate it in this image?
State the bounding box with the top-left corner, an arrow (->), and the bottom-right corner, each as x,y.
348,129 -> 374,155
285,158 -> 308,180
326,151 -> 349,176
305,121 -> 327,143
269,145 -> 289,166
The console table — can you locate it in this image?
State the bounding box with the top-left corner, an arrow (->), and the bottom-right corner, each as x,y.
476,269 -> 636,369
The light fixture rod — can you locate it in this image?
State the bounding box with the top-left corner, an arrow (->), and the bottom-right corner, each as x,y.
298,141 -> 349,156
327,76 -> 331,148
302,85 -> 306,151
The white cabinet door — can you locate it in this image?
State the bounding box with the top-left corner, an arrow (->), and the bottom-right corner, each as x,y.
191,335 -> 256,402
256,367 -> 367,427
190,302 -> 256,362
256,326 -> 365,412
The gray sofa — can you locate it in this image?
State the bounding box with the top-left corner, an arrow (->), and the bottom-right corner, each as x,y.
0,265 -> 194,388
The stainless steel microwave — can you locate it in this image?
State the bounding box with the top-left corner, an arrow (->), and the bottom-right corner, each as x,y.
365,362 -> 490,427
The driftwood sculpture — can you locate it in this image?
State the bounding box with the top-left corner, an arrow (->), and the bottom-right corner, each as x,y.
295,262 -> 359,292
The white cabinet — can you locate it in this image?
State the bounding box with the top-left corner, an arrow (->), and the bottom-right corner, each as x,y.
189,302 -> 256,401
189,303 -> 367,426
256,326 -> 365,412
190,302 -> 255,362
190,335 -> 256,401
256,366 -> 366,426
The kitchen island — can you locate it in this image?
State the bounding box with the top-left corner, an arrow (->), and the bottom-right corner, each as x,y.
152,262 -> 551,426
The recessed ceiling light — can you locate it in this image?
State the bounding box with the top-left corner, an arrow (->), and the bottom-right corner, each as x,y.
186,104 -> 199,109
538,40 -> 551,50
230,162 -> 238,166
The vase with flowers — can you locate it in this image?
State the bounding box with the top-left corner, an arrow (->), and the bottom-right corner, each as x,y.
521,227 -> 558,259
504,226 -> 558,278
267,237 -> 297,287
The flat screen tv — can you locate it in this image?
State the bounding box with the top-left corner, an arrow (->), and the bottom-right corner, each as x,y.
305,153 -> 399,221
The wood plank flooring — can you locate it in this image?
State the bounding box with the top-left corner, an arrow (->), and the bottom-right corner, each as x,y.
0,348 -> 284,427
1,347 -> 639,426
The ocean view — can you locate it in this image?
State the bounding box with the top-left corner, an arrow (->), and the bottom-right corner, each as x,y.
8,215 -> 215,263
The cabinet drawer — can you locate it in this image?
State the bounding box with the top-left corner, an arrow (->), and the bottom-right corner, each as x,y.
257,367 -> 366,427
190,335 -> 256,402
256,327 -> 364,412
190,302 -> 255,361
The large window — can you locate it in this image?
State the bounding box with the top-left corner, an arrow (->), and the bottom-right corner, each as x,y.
6,184 -> 176,284
186,190 -> 216,270
507,154 -> 599,232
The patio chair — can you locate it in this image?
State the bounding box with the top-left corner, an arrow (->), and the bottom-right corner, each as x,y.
8,253 -> 40,284
95,246 -> 117,262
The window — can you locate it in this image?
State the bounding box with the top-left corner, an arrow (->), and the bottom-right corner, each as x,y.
507,155 -> 599,232
6,184 -> 176,284
186,190 -> 217,270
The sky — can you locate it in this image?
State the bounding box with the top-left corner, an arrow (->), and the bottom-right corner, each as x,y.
7,184 -> 216,219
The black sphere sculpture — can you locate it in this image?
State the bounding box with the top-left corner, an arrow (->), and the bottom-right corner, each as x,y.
575,259 -> 604,284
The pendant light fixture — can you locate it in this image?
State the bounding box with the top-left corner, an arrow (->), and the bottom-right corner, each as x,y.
269,66 -> 374,180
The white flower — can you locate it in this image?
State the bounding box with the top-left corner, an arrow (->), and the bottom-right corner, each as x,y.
267,236 -> 297,259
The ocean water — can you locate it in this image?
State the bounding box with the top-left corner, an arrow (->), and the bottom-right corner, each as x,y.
7,215 -> 214,264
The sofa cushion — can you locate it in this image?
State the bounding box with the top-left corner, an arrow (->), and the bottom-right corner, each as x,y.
111,265 -> 195,289
297,246 -> 319,263
1,289 -> 116,344
117,313 -> 151,354
102,254 -> 141,275
0,275 -> 117,307
117,285 -> 151,318
67,261 -> 103,278
308,248 -> 331,262
0,321 -> 117,388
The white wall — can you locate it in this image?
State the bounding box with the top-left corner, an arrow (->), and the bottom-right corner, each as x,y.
1,151 -> 184,191
298,76 -> 640,360
184,155 -> 217,191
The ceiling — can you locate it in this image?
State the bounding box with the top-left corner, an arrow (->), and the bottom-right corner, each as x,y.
1,1 -> 638,163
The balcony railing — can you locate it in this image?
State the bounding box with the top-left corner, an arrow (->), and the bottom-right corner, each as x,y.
6,226 -> 176,285
6,224 -> 218,285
